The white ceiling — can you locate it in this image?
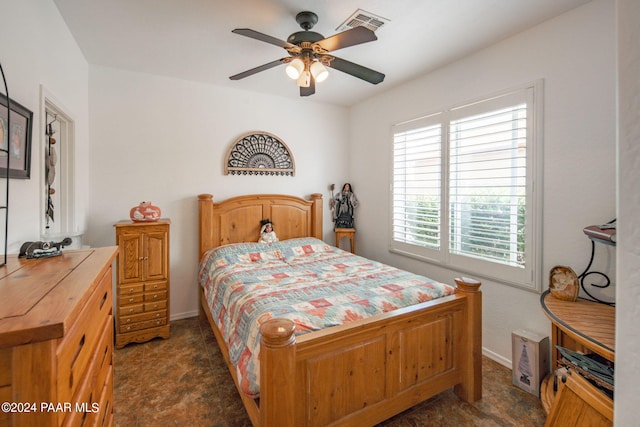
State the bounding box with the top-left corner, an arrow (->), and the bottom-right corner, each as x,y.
52,0 -> 592,107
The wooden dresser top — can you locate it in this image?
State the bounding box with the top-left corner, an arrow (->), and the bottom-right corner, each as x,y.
0,246 -> 117,348
541,290 -> 615,361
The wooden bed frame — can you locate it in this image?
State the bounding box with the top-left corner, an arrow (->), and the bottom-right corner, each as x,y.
197,193 -> 482,427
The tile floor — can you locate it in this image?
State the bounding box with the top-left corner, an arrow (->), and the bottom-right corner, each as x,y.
114,317 -> 547,426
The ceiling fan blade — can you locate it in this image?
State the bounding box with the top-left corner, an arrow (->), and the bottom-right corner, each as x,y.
232,28 -> 300,52
325,56 -> 385,85
313,26 -> 377,53
300,74 -> 315,97
229,58 -> 288,80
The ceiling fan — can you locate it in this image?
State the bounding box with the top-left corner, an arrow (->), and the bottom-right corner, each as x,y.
229,11 -> 385,97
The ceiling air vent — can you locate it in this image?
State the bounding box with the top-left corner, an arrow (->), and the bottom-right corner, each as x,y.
336,9 -> 390,33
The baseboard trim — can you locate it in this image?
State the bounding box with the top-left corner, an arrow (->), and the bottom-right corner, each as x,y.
171,310 -> 199,321
483,347 -> 512,369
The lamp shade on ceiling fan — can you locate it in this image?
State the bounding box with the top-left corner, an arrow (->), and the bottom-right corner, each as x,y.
310,61 -> 329,82
285,58 -> 304,79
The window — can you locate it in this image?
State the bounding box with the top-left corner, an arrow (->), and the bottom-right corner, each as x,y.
391,82 -> 542,291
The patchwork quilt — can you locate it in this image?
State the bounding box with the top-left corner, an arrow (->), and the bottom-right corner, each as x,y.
198,237 -> 455,398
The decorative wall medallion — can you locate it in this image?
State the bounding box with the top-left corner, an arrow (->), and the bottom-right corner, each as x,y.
225,132 -> 295,176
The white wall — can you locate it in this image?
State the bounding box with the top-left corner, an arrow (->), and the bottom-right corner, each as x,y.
0,0 -> 89,252
349,0 -> 616,366
6,1 -> 638,416
87,66 -> 349,318
615,0 -> 640,421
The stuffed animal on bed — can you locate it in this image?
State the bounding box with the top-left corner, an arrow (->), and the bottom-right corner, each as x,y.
258,218 -> 279,244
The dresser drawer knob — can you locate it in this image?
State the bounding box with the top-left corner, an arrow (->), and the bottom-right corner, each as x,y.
153,294 -> 158,299
129,298 -> 134,303
126,318 -> 131,323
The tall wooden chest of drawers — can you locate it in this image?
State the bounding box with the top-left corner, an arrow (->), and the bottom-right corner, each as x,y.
0,246 -> 118,427
114,220 -> 170,348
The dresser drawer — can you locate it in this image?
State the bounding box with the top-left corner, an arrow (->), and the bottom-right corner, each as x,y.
144,300 -> 167,312
57,267 -> 112,405
93,319 -> 113,397
118,303 -> 144,316
91,365 -> 113,427
87,327 -> 113,427
62,315 -> 113,427
119,283 -> 144,296
119,317 -> 167,334
120,309 -> 167,325
144,281 -> 167,292
118,293 -> 144,306
70,366 -> 113,427
144,290 -> 167,302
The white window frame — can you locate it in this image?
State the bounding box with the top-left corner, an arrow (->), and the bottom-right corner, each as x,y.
390,81 -> 543,291
39,86 -> 77,239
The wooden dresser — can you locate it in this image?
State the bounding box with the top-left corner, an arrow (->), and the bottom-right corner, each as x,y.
114,220 -> 170,348
0,247 -> 118,427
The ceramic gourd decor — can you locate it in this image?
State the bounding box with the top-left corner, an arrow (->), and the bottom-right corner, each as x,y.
130,201 -> 161,222
549,265 -> 579,301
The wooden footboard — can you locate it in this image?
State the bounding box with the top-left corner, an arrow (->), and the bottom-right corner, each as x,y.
200,278 -> 481,427
197,193 -> 482,426
259,277 -> 481,427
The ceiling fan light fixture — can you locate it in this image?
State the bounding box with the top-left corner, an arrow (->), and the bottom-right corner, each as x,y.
296,70 -> 311,87
310,61 -> 329,83
230,10 -> 385,96
285,58 -> 304,79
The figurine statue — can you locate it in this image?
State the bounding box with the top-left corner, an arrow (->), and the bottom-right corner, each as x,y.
330,183 -> 359,229
19,237 -> 73,259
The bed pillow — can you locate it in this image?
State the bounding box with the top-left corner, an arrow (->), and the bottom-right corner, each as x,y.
203,242 -> 284,268
275,237 -> 334,259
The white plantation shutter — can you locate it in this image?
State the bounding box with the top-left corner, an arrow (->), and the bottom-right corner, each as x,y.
390,83 -> 542,290
392,115 -> 442,256
449,103 -> 527,267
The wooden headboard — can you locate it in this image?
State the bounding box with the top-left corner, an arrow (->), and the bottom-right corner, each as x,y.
198,193 -> 323,259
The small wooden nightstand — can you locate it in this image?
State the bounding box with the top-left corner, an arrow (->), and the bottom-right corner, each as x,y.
335,228 -> 355,254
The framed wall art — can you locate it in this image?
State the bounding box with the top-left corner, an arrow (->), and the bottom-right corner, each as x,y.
225,131 -> 295,176
1,93 -> 33,179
